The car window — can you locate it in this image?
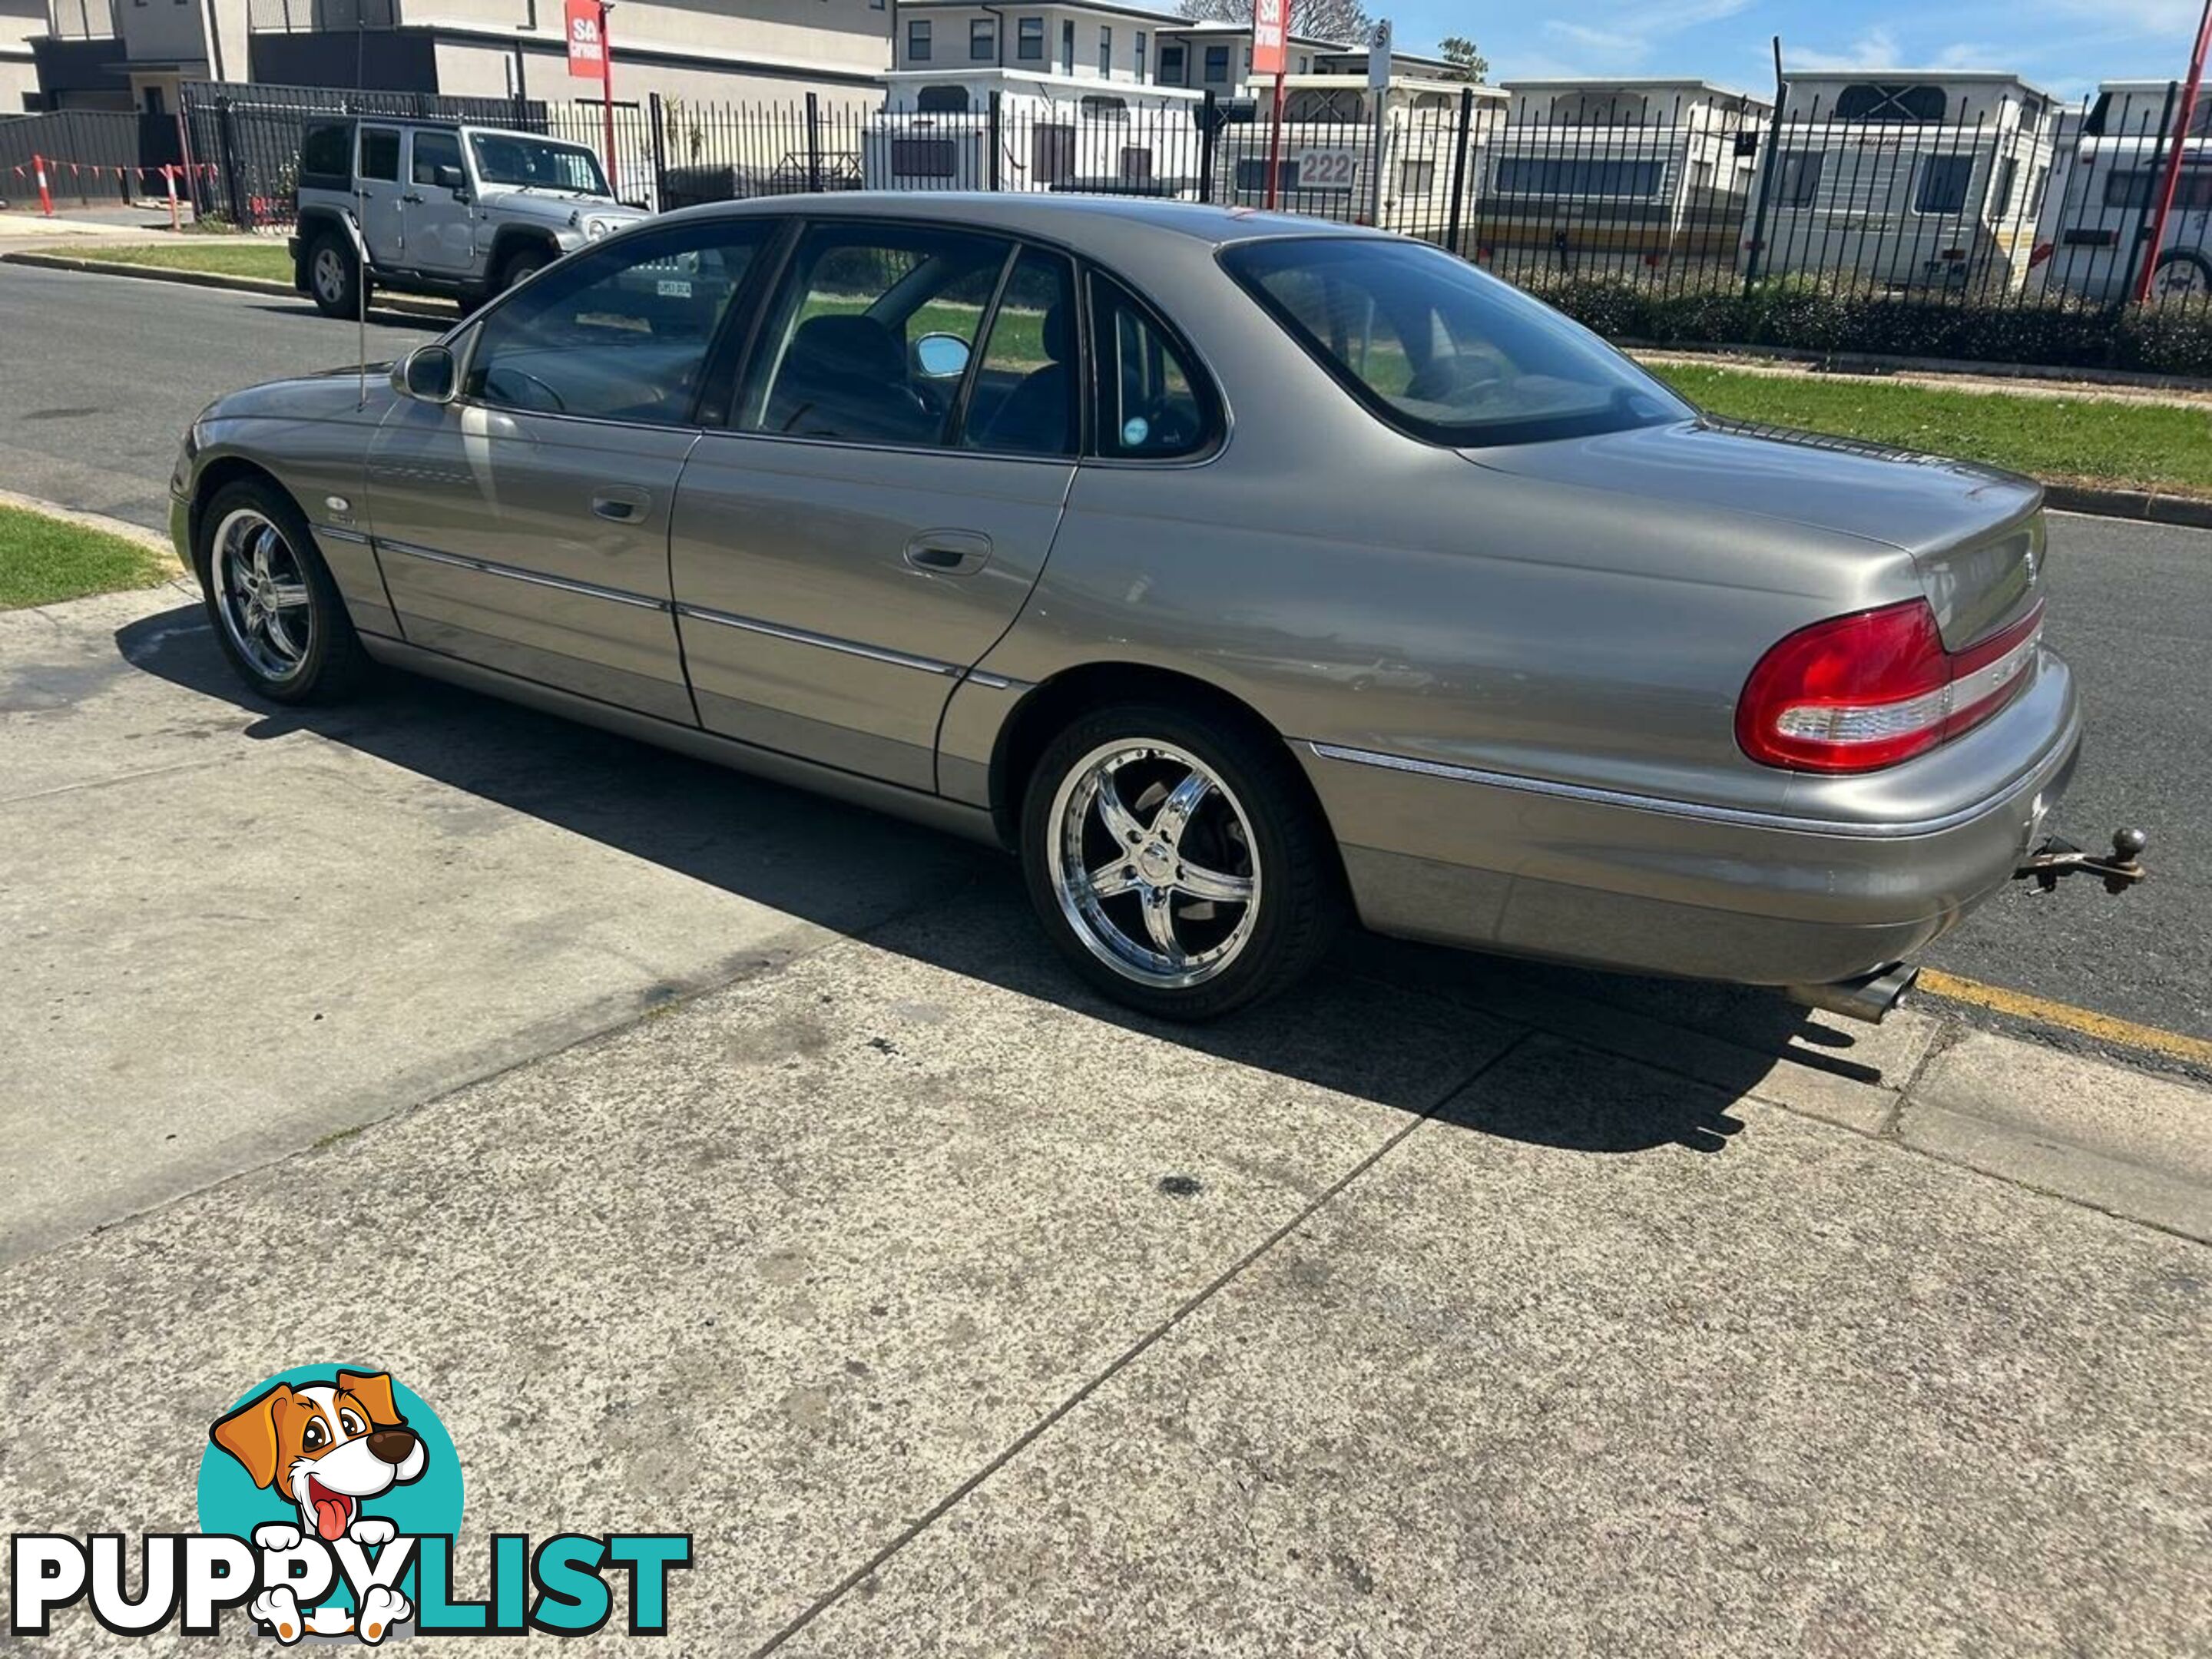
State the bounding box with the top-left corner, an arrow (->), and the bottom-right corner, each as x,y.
737,221 -> 1015,447
412,131 -> 463,188
359,127 -> 401,183
469,132 -> 610,197
961,250 -> 1078,457
1220,236 -> 1690,448
1089,274 -> 1210,459
465,222 -> 769,426
300,122 -> 349,184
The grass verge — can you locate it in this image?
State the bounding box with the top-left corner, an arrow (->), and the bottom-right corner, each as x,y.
1652,364 -> 2212,498
48,240 -> 295,283
0,504 -> 174,611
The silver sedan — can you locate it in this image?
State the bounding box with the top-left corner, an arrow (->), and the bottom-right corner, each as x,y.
171,194 -> 2085,1021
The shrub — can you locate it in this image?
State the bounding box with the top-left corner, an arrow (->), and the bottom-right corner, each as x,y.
1516,272 -> 2212,379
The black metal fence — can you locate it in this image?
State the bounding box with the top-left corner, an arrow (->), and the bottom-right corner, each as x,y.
0,109 -> 183,207
171,77 -> 2211,339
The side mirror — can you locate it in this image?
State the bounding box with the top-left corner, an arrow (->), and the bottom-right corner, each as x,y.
434,164 -> 465,191
391,343 -> 458,405
914,331 -> 972,379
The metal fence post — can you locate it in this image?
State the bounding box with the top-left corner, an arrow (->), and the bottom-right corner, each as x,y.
988,89 -> 1002,192
804,91 -> 822,194
648,91 -> 668,211
1741,37 -> 1786,293
1198,90 -> 1217,204
214,94 -> 249,227
1443,84 -> 1473,256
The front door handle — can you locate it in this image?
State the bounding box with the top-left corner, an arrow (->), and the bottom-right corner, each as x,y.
401,190 -> 424,204
591,488 -> 651,523
902,529 -> 992,575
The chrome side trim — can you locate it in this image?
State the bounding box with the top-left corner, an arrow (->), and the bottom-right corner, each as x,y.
1305,741 -> 2031,839
378,538 -> 665,611
962,669 -> 1028,691
314,523 -> 372,545
674,602 -> 962,677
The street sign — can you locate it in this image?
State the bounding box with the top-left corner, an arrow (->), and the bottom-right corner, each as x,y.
1251,0 -> 1287,79
565,0 -> 605,79
1366,18 -> 1391,89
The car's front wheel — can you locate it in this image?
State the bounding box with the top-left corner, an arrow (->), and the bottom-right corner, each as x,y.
306,230 -> 363,319
498,243 -> 553,292
194,480 -> 367,704
1020,703 -> 1345,1020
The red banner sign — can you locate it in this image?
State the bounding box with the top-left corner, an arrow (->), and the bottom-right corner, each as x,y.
565,0 -> 606,79
1250,0 -> 1286,78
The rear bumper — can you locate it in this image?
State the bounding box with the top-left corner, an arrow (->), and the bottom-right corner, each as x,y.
1302,648 -> 2082,987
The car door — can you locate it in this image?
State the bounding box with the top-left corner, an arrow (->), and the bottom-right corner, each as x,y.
365,217 -> 776,724
669,220 -> 1081,791
354,124 -> 406,268
402,127 -> 476,276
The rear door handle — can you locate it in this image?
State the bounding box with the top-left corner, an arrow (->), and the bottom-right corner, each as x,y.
401,191 -> 424,204
591,488 -> 651,523
902,529 -> 992,575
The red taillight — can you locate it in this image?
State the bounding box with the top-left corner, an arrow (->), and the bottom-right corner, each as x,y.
1737,598 -> 2043,773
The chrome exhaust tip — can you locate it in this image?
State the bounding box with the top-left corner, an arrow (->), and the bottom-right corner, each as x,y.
1786,962 -> 1920,1025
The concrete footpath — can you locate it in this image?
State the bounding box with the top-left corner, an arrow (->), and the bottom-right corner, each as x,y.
2,584 -> 2207,1655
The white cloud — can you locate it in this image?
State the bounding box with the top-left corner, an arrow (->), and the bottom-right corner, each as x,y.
1784,26 -> 1903,72
1535,0 -> 1756,68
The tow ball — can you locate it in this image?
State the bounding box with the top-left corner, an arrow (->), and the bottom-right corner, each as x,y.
2013,827 -> 2150,895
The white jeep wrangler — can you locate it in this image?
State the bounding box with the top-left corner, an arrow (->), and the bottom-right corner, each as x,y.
290,116 -> 651,316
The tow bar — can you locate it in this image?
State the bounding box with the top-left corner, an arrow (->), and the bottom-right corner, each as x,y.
2014,827 -> 2150,895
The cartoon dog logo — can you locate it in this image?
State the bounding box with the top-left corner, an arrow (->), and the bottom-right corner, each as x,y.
210,1369 -> 424,1644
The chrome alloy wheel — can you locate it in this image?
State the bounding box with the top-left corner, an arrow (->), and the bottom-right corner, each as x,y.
1047,739 -> 1262,990
210,507 -> 313,682
312,243 -> 349,306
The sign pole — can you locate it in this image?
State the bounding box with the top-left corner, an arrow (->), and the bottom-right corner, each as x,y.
2136,0 -> 2212,303
1263,73 -> 1286,209
1250,0 -> 1287,205
598,1 -> 619,197
1365,18 -> 1390,227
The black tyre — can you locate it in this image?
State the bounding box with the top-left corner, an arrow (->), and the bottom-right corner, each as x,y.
194,478 -> 369,705
1019,701 -> 1346,1021
306,230 -> 364,319
498,243 -> 554,292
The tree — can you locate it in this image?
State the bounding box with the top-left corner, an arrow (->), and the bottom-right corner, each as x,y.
1435,35 -> 1487,82
1177,0 -> 1375,50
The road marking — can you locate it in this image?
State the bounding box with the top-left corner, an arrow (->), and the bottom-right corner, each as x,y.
1918,970 -> 2212,1066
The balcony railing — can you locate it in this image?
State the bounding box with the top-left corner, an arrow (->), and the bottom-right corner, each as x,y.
44,0 -> 118,41
246,0 -> 399,32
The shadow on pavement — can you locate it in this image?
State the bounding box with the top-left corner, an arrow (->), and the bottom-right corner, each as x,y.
118,602 -> 1862,1157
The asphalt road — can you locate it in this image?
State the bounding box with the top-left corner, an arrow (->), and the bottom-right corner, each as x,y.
2,259 -> 2206,1055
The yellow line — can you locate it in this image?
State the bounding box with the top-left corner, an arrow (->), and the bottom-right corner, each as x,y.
1917,969 -> 2212,1067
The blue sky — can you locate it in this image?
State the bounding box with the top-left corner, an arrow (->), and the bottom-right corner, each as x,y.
1394,0 -> 2206,105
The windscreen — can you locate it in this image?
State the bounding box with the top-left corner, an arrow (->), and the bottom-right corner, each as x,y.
468,133 -> 611,197
1221,237 -> 1693,447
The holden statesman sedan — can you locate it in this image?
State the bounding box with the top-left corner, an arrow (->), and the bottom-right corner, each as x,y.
172,194 -> 2104,1022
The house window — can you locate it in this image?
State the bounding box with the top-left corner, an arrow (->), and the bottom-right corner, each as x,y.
1061,18 -> 1073,73
916,84 -> 971,112
906,18 -> 930,61
1098,26 -> 1111,75
1778,150 -> 1823,207
1296,54 -> 1309,72
1033,122 -> 1075,184
1204,45 -> 1229,84
1120,146 -> 1153,184
1017,16 -> 1043,60
1134,31 -> 1145,80
971,18 -> 994,59
1157,44 -> 1184,84
1080,94 -> 1128,118
1914,154 -> 1973,214
1835,83 -> 1946,124
1398,159 -> 1434,197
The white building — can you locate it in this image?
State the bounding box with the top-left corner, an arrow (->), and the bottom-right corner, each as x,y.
1750,69 -> 2059,293
865,65 -> 1206,194
1483,78 -> 1767,272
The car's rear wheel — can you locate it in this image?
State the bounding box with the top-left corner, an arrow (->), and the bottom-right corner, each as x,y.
306,231 -> 363,319
1020,703 -> 1344,1020
195,480 -> 367,704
